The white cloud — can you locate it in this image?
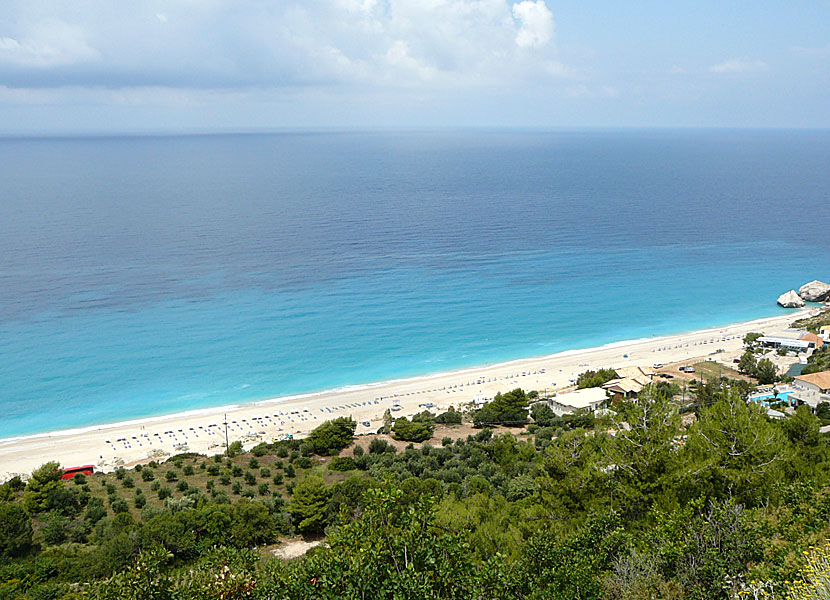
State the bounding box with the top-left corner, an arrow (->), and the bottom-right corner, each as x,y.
0,22 -> 98,68
0,0 -> 567,91
512,1 -> 555,48
709,58 -> 768,73
669,65 -> 686,74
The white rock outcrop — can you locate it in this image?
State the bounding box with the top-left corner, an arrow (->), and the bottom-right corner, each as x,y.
798,280 -> 830,302
777,290 -> 806,308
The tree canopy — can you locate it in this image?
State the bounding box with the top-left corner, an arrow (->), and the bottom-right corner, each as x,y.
306,417 -> 357,456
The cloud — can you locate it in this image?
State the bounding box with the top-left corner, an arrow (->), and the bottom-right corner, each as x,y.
512,1 -> 555,48
0,22 -> 98,68
669,65 -> 686,74
0,0 -> 565,92
709,58 -> 768,73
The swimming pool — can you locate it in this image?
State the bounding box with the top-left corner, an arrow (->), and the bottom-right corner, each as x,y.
749,391 -> 794,405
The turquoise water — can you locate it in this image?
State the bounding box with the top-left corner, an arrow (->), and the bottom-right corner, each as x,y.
1,130 -> 828,438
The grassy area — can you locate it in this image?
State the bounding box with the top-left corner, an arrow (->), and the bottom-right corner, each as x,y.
792,306 -> 830,333
691,360 -> 747,381
69,446 -> 355,523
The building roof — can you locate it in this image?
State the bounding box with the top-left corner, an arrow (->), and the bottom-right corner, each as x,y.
801,332 -> 824,346
795,371 -> 830,391
603,377 -> 648,394
615,366 -> 655,379
757,336 -> 811,348
552,387 -> 608,409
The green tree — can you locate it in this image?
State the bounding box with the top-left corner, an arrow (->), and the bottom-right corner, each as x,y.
530,402 -> 556,426
577,368 -> 619,389
0,502 -> 33,559
738,349 -> 757,374
755,358 -> 777,384
21,461 -> 63,514
435,407 -> 463,425
473,388 -> 529,427
231,500 -> 278,547
684,389 -> 789,505
392,417 -> 434,442
306,417 -> 357,455
743,332 -> 762,346
609,385 -> 682,516
287,475 -> 332,535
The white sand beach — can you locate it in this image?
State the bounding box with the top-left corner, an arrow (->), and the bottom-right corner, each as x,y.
0,310 -> 813,480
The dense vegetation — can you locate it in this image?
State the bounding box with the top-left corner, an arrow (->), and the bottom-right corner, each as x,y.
4,378 -> 830,599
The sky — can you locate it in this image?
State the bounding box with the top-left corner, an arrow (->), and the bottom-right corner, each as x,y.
0,1 -> 828,133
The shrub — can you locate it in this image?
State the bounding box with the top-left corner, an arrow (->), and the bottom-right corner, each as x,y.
176,481 -> 189,493
392,417 -> 434,442
260,468 -> 271,478
329,456 -> 357,471
244,472 -> 256,486
353,445 -> 365,457
165,470 -> 178,482
248,458 -> 259,469
306,417 -> 357,455
157,487 -> 172,500
182,465 -> 194,476
258,483 -> 270,496
122,476 -> 134,489
232,466 -> 243,478
141,469 -> 155,482
226,440 -> 243,457
73,473 -> 87,485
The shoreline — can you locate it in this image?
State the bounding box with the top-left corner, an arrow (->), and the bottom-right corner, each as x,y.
0,308 -> 800,446
0,308 -> 814,479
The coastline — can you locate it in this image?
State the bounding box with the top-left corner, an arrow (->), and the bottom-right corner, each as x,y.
0,308 -> 813,479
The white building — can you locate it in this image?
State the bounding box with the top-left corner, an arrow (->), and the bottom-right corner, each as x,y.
792,370 -> 830,408
549,387 -> 608,416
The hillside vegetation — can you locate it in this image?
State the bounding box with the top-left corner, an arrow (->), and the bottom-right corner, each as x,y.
2,385 -> 830,599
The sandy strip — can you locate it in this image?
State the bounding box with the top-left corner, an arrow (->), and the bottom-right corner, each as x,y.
0,309 -> 813,479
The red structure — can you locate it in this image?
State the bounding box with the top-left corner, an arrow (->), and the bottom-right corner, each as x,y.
61,465 -> 94,480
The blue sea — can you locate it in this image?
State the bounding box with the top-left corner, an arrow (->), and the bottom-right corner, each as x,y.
1,129 -> 828,439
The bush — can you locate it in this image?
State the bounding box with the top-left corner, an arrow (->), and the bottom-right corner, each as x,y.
260,468 -> 271,478
295,457 -> 313,469
134,494 -> 146,509
141,469 -> 155,482
232,466 -> 243,478
273,472 -> 284,485
122,476 -> 134,489
435,407 -> 463,425
73,473 -> 87,485
393,417 -> 434,442
182,465 -> 194,476
306,417 -> 357,456
176,481 -> 189,492
226,441 -> 243,457
157,487 -> 172,500
244,472 -> 256,486
329,456 -> 358,471
369,438 -> 390,454
577,368 -> 618,389
165,470 -> 178,482
258,483 -> 270,496
0,502 -> 33,559
207,464 -> 220,476
252,443 -> 269,457
248,458 -> 259,469
353,445 -> 365,457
